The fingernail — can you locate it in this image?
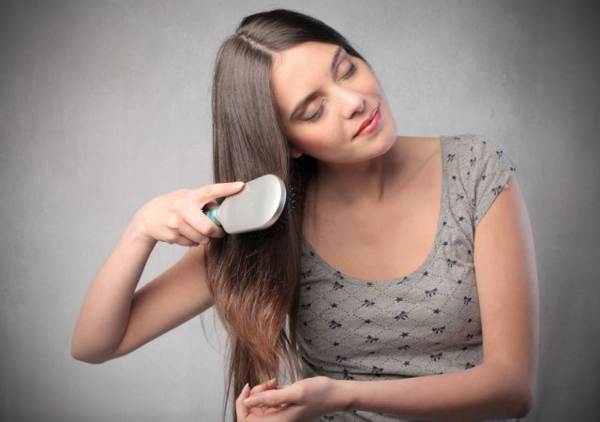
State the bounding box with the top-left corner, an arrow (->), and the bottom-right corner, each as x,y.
235,181 -> 244,188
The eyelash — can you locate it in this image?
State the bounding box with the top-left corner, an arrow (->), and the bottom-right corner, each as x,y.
304,62 -> 358,122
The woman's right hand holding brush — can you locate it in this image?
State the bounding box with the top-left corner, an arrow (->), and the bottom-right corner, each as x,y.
132,181 -> 245,247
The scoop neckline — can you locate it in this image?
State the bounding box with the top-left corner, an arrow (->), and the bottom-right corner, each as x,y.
302,135 -> 448,285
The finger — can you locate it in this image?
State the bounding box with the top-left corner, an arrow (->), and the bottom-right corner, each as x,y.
196,181 -> 245,203
246,403 -> 297,422
235,383 -> 251,420
172,217 -> 206,244
243,389 -> 288,408
180,199 -> 228,239
262,403 -> 290,414
167,233 -> 198,247
250,378 -> 278,395
166,211 -> 205,243
177,205 -> 225,240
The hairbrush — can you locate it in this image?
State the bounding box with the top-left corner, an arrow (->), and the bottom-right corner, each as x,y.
202,174 -> 297,240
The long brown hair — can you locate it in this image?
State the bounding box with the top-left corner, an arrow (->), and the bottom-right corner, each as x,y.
202,8 -> 369,421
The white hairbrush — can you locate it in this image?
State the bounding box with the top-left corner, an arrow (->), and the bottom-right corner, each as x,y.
202,174 -> 296,238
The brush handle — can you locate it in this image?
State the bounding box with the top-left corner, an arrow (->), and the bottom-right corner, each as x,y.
204,206 -> 222,227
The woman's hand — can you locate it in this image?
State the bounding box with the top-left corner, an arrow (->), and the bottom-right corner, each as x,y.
236,378 -> 290,421
133,181 -> 245,247
236,376 -> 340,422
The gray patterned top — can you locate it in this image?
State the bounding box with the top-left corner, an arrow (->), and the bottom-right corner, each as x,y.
296,134 -> 519,422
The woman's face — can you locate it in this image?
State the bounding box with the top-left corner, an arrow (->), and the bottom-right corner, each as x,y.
271,42 -> 397,163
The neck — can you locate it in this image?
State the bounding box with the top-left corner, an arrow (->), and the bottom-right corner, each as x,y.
313,136 -> 412,207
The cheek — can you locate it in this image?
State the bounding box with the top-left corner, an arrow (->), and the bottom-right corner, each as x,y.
287,130 -> 340,157
295,122 -> 345,148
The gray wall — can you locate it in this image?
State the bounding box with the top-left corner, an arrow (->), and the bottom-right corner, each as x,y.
1,1 -> 598,421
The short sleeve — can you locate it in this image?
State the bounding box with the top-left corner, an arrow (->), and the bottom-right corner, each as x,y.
471,134 -> 518,227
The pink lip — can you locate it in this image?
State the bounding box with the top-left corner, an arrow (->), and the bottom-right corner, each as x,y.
354,107 -> 381,138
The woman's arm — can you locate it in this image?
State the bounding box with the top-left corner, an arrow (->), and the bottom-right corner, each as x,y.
335,175 -> 538,421
70,215 -> 157,363
334,361 -> 528,421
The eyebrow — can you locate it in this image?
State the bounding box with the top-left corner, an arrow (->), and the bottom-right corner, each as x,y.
289,46 -> 344,120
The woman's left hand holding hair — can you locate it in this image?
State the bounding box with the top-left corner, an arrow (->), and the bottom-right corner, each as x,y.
236,376 -> 342,422
236,377 -> 288,420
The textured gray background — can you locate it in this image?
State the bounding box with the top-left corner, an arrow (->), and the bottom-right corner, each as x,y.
1,1 -> 598,421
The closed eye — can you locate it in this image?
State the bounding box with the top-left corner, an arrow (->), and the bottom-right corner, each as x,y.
304,62 -> 358,122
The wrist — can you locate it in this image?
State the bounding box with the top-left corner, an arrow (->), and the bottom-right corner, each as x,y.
330,379 -> 355,412
127,214 -> 155,246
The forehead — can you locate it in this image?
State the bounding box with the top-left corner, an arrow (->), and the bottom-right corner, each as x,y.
271,42 -> 341,115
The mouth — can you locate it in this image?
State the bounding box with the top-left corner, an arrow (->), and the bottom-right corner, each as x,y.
353,104 -> 380,138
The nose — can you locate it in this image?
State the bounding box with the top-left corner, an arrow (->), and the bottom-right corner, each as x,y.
341,90 -> 366,120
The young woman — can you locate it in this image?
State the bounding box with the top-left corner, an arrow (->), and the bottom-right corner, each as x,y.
71,8 -> 538,422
